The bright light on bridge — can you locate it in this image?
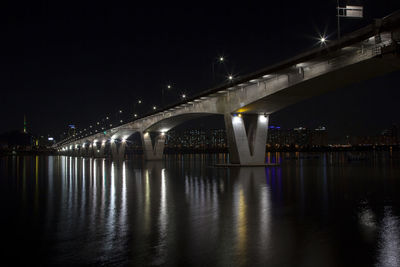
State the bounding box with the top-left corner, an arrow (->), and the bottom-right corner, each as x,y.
233,115 -> 241,124
259,114 -> 268,123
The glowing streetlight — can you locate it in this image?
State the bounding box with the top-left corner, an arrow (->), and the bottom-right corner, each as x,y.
162,85 -> 172,107
119,110 -> 122,113
219,56 -> 224,62
134,99 -> 142,117
153,106 -> 157,110
181,94 -> 186,99
228,75 -> 233,80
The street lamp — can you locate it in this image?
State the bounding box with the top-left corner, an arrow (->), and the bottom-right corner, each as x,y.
162,84 -> 172,107
133,99 -> 142,118
181,93 -> 186,99
319,36 -> 327,46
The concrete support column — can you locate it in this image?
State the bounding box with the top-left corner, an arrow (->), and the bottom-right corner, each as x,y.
224,113 -> 269,165
81,145 -> 89,157
87,145 -> 93,158
111,140 -> 127,161
93,142 -> 106,158
140,131 -> 166,160
79,147 -> 84,157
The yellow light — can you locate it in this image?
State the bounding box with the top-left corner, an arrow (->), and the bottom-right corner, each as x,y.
237,107 -> 250,113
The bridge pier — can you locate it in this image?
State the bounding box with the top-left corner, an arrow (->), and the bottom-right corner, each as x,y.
89,142 -> 106,158
81,145 -> 90,157
72,147 -> 79,157
141,131 -> 166,160
224,113 -> 269,165
111,140 -> 127,161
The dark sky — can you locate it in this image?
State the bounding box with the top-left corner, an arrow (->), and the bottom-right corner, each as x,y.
1,1 -> 400,140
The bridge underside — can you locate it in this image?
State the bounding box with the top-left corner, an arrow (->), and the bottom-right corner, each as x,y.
144,113 -> 218,132
59,53 -> 400,164
238,53 -> 400,115
57,18 -> 400,165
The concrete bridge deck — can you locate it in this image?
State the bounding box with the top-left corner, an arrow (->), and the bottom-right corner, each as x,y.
56,10 -> 400,164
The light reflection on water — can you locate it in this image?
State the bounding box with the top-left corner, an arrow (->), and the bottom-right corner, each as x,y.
376,208 -> 400,267
0,152 -> 399,266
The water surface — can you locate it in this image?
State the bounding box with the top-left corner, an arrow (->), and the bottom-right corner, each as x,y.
1,152 -> 399,266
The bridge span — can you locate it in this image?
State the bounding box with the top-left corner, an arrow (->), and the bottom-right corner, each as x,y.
56,10 -> 400,165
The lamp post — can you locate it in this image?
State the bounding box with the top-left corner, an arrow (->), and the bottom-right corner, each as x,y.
212,55 -> 228,82
133,99 -> 142,119
162,84 -> 172,107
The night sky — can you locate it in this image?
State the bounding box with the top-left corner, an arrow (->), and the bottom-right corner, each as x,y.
1,1 -> 400,140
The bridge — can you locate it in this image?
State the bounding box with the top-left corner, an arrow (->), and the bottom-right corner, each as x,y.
56,10 -> 400,165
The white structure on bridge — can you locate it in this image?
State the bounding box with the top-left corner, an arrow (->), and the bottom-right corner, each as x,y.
57,11 -> 400,164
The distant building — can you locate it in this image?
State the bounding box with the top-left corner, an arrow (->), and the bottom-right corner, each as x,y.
0,131 -> 34,150
165,129 -> 226,150
350,124 -> 399,146
267,126 -> 328,148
